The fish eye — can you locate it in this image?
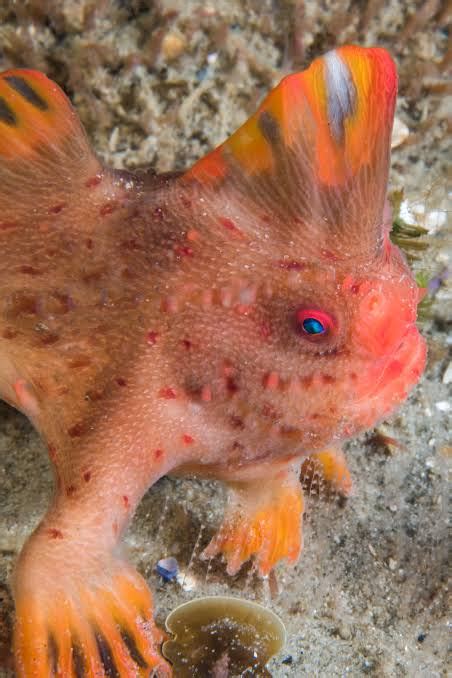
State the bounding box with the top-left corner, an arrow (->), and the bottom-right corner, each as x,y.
296,309 -> 335,338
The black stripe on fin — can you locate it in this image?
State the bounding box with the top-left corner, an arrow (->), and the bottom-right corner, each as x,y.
0,96 -> 17,125
95,631 -> 121,678
72,639 -> 86,678
121,628 -> 149,669
5,75 -> 49,111
48,633 -> 58,675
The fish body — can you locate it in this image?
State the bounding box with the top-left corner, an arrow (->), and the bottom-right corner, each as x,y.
0,46 -> 426,675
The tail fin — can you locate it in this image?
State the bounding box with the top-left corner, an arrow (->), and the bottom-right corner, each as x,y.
0,69 -> 102,226
183,46 -> 397,259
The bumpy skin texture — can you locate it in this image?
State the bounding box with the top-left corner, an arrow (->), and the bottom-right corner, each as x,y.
0,47 -> 426,676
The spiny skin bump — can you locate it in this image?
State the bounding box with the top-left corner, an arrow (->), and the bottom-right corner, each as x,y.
0,47 -> 426,676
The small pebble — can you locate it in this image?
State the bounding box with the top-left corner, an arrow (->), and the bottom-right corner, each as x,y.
442,361 -> 452,385
424,209 -> 446,234
337,622 -> 352,640
161,32 -> 186,61
435,400 -> 451,412
281,655 -> 293,665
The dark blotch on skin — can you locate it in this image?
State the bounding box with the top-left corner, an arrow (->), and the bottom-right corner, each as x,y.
258,110 -> 281,146
5,76 -> 49,110
48,633 -> 58,674
121,628 -> 149,669
0,96 -> 17,125
72,641 -> 86,678
95,632 -> 120,678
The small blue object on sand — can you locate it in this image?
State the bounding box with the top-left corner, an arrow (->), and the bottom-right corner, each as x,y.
156,557 -> 179,581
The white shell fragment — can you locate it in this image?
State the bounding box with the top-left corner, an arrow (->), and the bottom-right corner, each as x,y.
391,116 -> 410,148
442,361 -> 452,385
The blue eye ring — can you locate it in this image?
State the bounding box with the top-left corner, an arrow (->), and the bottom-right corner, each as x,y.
297,308 -> 335,338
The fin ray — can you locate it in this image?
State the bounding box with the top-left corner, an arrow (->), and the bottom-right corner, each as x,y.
0,69 -> 102,223
183,46 -> 397,259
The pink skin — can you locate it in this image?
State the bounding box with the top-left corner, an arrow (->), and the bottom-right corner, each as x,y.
0,53 -> 426,676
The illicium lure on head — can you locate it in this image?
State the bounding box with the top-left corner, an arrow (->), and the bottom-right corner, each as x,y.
0,46 -> 426,676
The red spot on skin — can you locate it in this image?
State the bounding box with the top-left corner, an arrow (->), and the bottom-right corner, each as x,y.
159,387 -> 177,399
187,229 -> 200,241
39,332 -> 59,346
182,434 -> 194,445
2,328 -> 17,339
264,372 -> 279,390
262,402 -> 278,419
99,202 -> 117,217
53,291 -> 75,313
48,529 -> 63,540
181,197 -> 192,209
322,374 -> 336,384
154,448 -> 164,460
387,360 -> 404,379
0,221 -> 18,231
115,377 -> 127,387
19,265 -> 41,275
68,422 -> 85,438
182,339 -> 192,350
85,175 -> 102,188
219,217 -> 245,239
146,331 -> 159,345
260,322 -> 272,339
350,373 -> 358,381
161,296 -> 178,313
66,485 -> 76,497
221,361 -> 235,378
122,495 -> 130,508
277,260 -> 304,271
48,203 -> 66,215
174,245 -> 194,257
342,275 -> 361,295
201,385 -> 212,402
301,376 -> 313,388
226,377 -> 239,394
229,415 -> 244,429
86,238 -> 94,250
83,471 -> 91,483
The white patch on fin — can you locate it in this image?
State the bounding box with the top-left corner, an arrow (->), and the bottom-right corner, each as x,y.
324,50 -> 356,142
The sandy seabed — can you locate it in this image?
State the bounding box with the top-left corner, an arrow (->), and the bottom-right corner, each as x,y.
0,1 -> 450,675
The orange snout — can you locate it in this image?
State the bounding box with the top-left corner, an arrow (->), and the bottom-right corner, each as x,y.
354,281 -> 418,358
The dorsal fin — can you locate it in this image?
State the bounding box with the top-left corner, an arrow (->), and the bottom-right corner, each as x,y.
0,69 -> 103,225
183,46 -> 397,260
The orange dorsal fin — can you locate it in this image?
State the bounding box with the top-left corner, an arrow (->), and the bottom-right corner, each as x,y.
183,46 -> 397,259
0,69 -> 103,224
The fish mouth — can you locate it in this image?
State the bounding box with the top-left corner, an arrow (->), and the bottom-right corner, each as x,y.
350,324 -> 427,430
